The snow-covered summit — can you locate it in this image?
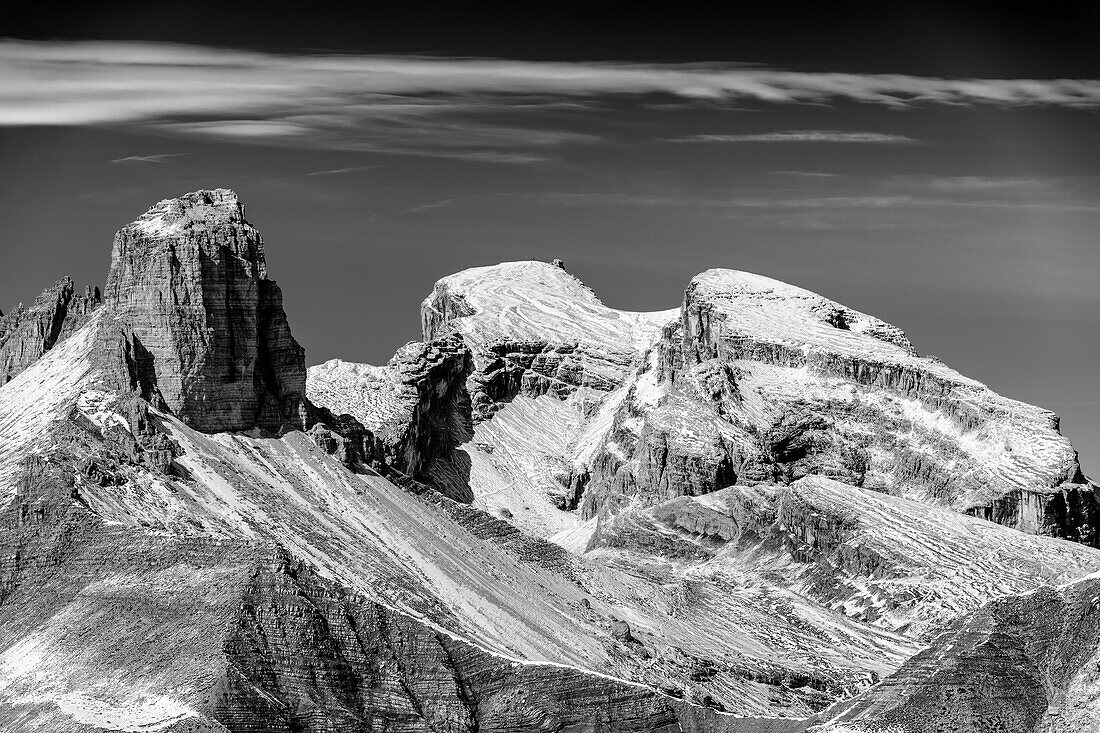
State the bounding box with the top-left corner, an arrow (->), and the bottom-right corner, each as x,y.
422,260 -> 678,352
689,268 -> 917,354
400,259 -> 1096,546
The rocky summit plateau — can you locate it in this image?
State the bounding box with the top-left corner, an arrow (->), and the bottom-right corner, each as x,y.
0,189 -> 1098,733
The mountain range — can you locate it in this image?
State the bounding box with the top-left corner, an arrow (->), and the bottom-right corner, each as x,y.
1,189 -> 1097,732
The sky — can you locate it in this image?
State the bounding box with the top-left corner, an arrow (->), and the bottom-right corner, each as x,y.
2,3 -> 1099,472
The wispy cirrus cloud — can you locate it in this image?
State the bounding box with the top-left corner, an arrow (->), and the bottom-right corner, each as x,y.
403,199 -> 455,214
306,165 -> 381,177
110,153 -> 188,164
667,131 -> 921,144
772,170 -> 841,177
3,40 -> 1099,163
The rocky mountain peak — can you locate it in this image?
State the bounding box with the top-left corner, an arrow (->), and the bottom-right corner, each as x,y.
97,189 -> 309,433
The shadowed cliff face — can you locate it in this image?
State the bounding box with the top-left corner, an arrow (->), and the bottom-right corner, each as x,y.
98,189 -> 309,433
308,337 -> 476,502
0,277 -> 101,385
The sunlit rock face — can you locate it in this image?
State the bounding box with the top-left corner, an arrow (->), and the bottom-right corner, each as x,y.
308,336 -> 476,502
407,259 -> 1097,546
97,189 -> 309,433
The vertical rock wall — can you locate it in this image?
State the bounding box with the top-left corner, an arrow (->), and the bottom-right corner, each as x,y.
99,189 -> 309,433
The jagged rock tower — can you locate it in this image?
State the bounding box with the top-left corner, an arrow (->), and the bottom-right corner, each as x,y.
0,277 -> 101,385
97,189 -> 309,433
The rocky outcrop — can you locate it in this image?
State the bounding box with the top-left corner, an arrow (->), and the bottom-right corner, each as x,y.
308,336 -> 475,501
575,269 -> 1097,541
385,337 -> 474,499
8,205 -> 1100,733
307,412 -> 386,474
965,478 -> 1100,546
809,574 -> 1100,732
420,261 -> 669,423
96,189 -> 309,433
423,262 -> 1099,545
0,277 -> 100,385
589,476 -> 1100,644
466,339 -> 630,420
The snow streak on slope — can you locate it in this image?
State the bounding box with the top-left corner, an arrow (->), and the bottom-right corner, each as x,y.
0,311 -> 102,504
424,262 -> 1089,546
306,358 -> 411,435
779,476 -> 1100,634
0,548 -> 252,732
415,261 -> 682,537
0,342 -> 911,718
64,406 -> 916,715
688,270 -> 920,366
466,394 -> 585,536
424,260 -> 678,351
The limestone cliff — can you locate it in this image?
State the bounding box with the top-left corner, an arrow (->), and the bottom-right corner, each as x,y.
308,336 -> 475,501
0,455 -> 763,733
5,196 -> 1100,732
96,189 -> 309,433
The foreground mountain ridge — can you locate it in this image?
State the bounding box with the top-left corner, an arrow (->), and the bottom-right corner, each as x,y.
1,189 -> 1098,732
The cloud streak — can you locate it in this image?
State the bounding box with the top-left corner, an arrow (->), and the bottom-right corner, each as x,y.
668,131 -> 922,144
3,40 -> 1099,162
403,199 -> 455,214
110,153 -> 188,164
306,165 -> 381,176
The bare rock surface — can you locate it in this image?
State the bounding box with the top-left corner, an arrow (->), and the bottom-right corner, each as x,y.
97,189 -> 309,433
308,335 -> 475,501
590,476 -> 1100,641
804,572 -> 1100,732
0,456 -> 775,733
0,276 -> 100,384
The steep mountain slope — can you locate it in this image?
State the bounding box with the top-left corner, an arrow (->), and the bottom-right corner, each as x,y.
0,191 -> 887,730
98,188 -> 310,433
589,476 -> 1100,640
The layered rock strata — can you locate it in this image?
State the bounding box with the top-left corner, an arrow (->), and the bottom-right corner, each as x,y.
413,261 -> 1097,545
0,277 -> 101,384
0,455 -> 767,733
309,337 -> 475,501
6,193 -> 1100,732
97,189 -> 309,433
806,574 -> 1100,732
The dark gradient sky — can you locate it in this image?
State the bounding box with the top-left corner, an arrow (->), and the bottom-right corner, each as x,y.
2,4 -> 1099,472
